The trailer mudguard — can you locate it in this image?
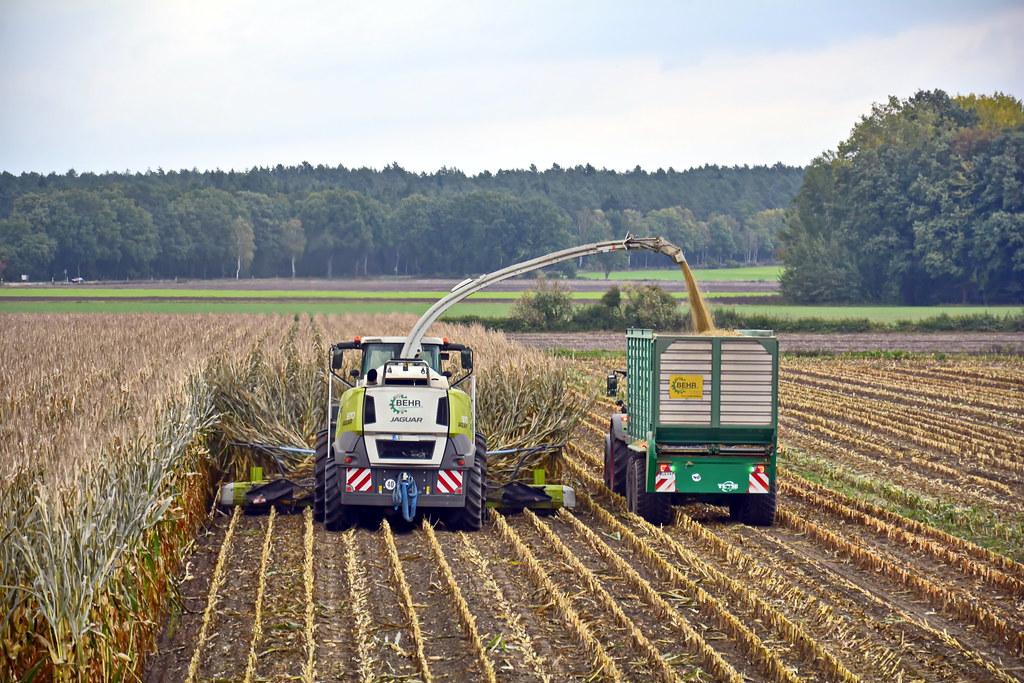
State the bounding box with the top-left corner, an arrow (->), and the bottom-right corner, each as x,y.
609,413 -> 628,443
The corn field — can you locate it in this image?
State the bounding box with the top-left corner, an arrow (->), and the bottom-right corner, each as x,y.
2,314 -> 1023,682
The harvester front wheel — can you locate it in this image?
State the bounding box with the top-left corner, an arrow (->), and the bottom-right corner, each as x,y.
603,431 -> 629,496
626,454 -> 673,525
445,433 -> 488,531
314,428 -> 358,531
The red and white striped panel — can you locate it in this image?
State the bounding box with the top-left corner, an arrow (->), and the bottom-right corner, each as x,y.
436,469 -> 463,494
655,471 -> 676,493
346,467 -> 373,493
748,471 -> 770,494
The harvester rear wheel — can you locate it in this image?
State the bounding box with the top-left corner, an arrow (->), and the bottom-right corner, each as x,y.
445,433 -> 488,531
603,431 -> 629,496
626,454 -> 673,525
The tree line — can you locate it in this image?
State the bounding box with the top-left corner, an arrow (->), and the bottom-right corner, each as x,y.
782,90 -> 1024,305
0,164 -> 801,281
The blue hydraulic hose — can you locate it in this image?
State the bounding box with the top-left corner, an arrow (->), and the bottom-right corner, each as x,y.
392,473 -> 419,522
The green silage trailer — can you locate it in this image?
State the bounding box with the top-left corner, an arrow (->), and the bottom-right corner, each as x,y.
603,328 -> 779,525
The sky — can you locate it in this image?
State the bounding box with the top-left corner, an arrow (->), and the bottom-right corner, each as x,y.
1,0 -> 1022,175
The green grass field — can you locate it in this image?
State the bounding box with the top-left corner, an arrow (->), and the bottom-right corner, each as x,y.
0,300 -> 513,317
578,265 -> 783,281
713,304 -> 1024,322
0,287 -> 772,301
2,298 -> 1019,322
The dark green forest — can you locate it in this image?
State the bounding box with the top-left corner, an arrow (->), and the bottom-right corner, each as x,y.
0,164 -> 801,281
781,91 -> 1024,304
3,90 -> 1020,304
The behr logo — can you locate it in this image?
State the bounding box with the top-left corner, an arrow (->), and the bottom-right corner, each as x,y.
390,394 -> 422,414
671,377 -> 698,393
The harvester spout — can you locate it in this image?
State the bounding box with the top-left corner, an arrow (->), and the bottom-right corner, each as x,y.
624,236 -> 686,265
400,234 -> 689,358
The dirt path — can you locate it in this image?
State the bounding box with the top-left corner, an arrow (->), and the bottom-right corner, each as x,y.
511,331 -> 1024,353
24,276 -> 777,293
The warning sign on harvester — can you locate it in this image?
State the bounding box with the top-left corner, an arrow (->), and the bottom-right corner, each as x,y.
669,374 -> 703,399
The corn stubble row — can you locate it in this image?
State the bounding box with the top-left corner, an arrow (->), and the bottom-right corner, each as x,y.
454,532 -> 552,683
0,313 -> 587,681
521,509 -> 680,683
488,508 -> 624,682
562,444 -> 856,683
783,383 -> 1024,482
422,520 -> 498,683
789,358 -> 1024,416
381,518 -> 433,683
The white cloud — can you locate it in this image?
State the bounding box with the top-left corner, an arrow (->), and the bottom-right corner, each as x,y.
1,3 -> 1022,172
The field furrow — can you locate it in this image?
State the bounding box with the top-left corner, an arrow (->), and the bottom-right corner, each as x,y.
387,521 -> 486,682
312,523 -> 357,681
459,522 -> 599,681
192,510 -> 262,683
354,522 -> 423,681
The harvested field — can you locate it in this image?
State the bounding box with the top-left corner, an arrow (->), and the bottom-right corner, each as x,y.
3,314 -> 1022,682
148,347 -> 1021,682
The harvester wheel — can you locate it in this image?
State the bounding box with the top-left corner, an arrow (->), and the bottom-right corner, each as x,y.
603,431 -> 630,496
730,486 -> 777,527
314,428 -> 358,531
626,454 -> 673,525
445,433 -> 488,531
313,428 -> 332,519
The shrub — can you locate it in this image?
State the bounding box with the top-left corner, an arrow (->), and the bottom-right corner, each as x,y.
621,284 -> 684,330
512,276 -> 575,330
571,286 -> 625,330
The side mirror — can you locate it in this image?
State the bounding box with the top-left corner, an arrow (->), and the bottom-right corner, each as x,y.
349,368 -> 360,379
331,348 -> 344,370
460,348 -> 473,370
606,373 -> 618,397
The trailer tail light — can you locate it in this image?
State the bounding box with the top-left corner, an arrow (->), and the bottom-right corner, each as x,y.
343,455 -> 354,464
754,464 -> 765,474
456,458 -> 465,467
658,462 -> 671,473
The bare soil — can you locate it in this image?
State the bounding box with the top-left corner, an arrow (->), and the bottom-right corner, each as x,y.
511,331 -> 1024,353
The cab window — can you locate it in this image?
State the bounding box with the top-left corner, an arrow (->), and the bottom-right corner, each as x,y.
361,343 -> 441,374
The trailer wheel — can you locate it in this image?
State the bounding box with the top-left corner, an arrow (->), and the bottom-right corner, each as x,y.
314,428 -> 358,531
731,486 -> 777,527
603,431 -> 629,496
445,433 -> 488,531
626,454 -> 673,525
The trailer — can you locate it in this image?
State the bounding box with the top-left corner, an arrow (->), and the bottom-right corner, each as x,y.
604,328 -> 779,526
